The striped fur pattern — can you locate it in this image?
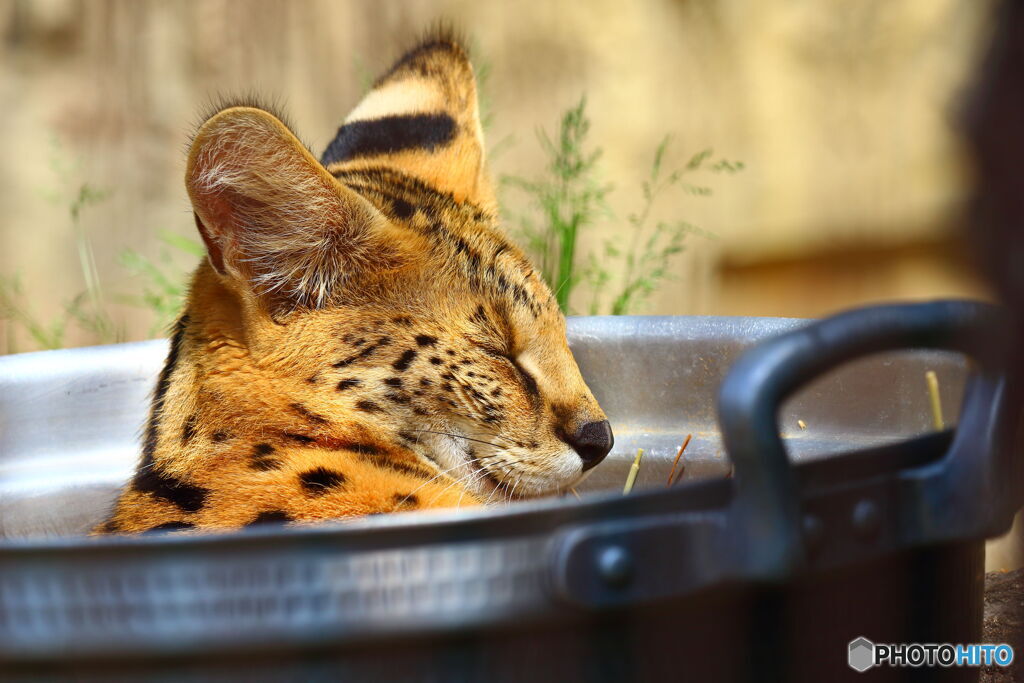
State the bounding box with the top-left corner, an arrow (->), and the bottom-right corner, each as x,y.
98,31 -> 609,534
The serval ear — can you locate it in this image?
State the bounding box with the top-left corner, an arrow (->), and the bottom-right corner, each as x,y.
186,106 -> 404,311
321,30 -> 494,210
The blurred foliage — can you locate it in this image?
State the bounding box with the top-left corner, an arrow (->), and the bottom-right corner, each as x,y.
0,141 -> 200,351
118,231 -> 203,336
503,97 -> 611,313
601,142 -> 743,316
0,142 -> 123,351
504,97 -> 742,315
2,93 -> 739,352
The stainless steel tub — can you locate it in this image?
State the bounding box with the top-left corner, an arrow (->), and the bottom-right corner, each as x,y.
0,305 -> 1018,682
0,316 -> 966,539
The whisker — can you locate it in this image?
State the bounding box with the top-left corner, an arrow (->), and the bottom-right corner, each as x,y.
406,429 -> 500,448
483,469 -> 514,506
506,478 -> 521,506
456,466 -> 497,509
464,428 -> 517,447
394,459 -> 473,507
426,464 -> 492,507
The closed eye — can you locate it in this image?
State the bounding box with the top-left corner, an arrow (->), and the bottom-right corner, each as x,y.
512,359 -> 540,399
479,344 -> 512,360
477,345 -> 538,399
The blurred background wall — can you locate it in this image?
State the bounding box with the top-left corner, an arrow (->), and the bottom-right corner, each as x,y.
0,1 -> 1019,569
0,0 -> 998,352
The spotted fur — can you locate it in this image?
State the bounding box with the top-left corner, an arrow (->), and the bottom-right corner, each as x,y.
98,30 -> 611,535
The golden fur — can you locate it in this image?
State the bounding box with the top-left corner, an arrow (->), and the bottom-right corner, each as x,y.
98,32 -> 609,535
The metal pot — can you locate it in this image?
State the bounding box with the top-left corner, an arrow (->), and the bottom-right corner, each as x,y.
0,300 -> 1018,681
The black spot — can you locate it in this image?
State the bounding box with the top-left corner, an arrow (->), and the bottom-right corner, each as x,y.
413,390 -> 424,397
101,519 -> 120,533
392,493 -> 419,509
441,372 -> 455,381
290,403 -> 329,425
447,349 -> 457,356
132,468 -> 209,513
334,337 -> 391,368
334,352 -> 366,369
348,443 -> 384,456
181,414 -> 198,444
415,335 -> 438,347
284,432 -> 316,445
320,113 -> 457,165
391,197 -> 414,220
491,388 -> 502,397
419,378 -> 433,387
383,377 -> 403,388
393,349 -> 417,371
429,356 -> 443,365
246,510 -> 293,526
392,315 -> 414,327
337,378 -> 361,391
356,400 -> 382,413
306,374 -> 319,385
299,467 -> 347,495
397,431 -> 416,444
467,250 -> 481,274
413,407 -> 428,416
441,383 -> 454,392
371,459 -> 434,480
385,392 -> 411,405
251,443 -> 282,470
352,338 -> 366,347
143,521 -> 195,534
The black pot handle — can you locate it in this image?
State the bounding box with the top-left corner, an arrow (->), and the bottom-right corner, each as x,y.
717,300 -> 1011,579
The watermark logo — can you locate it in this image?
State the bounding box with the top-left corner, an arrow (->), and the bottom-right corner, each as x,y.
848,637 -> 1014,672
848,637 -> 875,673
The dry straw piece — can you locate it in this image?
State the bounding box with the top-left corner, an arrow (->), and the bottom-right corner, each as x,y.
623,448 -> 645,494
667,434 -> 693,487
925,370 -> 944,430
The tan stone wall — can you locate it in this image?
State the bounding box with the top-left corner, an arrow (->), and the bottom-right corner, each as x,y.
0,0 -> 996,351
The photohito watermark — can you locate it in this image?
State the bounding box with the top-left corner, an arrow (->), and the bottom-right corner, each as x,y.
848,637 -> 1014,673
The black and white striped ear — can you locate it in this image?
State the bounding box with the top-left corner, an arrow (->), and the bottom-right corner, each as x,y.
321,34 -> 493,209
186,106 -> 402,311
